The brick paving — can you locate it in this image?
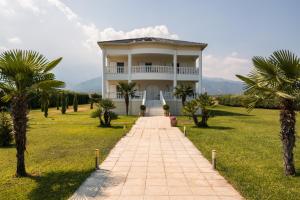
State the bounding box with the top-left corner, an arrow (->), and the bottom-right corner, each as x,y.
70,116 -> 243,200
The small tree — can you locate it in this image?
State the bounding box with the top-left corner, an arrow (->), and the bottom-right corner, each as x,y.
56,93 -> 60,110
174,84 -> 194,106
61,92 -> 67,114
90,93 -> 101,109
196,93 -> 214,127
73,94 -> 78,112
117,82 -> 136,115
91,98 -> 116,127
182,93 -> 214,127
66,94 -> 69,109
40,90 -> 50,118
182,99 -> 200,127
0,110 -> 13,147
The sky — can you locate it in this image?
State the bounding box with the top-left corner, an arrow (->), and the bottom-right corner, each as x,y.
1,0 -> 300,86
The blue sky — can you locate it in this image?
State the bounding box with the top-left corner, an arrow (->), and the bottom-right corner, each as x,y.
0,0 -> 299,85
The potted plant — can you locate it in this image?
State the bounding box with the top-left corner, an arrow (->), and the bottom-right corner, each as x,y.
163,104 -> 170,116
140,105 -> 146,116
170,116 -> 177,127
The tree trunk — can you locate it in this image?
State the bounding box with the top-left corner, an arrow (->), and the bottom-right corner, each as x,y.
192,114 -> 199,127
103,111 -> 111,127
11,94 -> 28,177
182,96 -> 186,106
125,94 -> 129,116
280,98 -> 296,176
200,109 -> 209,128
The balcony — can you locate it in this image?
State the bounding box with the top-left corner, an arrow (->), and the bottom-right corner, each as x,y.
105,65 -> 200,81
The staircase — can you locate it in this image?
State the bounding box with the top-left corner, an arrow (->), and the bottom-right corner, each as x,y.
146,100 -> 164,116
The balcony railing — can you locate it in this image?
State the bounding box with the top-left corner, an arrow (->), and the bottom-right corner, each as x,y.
132,65 -> 173,73
105,65 -> 199,75
105,66 -> 128,74
177,67 -> 199,75
106,91 -> 144,100
162,91 -> 198,100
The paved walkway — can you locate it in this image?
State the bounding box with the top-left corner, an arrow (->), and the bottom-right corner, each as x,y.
70,116 -> 243,200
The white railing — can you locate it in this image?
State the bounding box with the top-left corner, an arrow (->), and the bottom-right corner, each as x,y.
160,90 -> 167,105
162,91 -> 198,100
177,67 -> 199,75
162,91 -> 173,100
105,65 -> 199,75
132,65 -> 173,73
142,90 -> 147,105
106,91 -> 144,100
105,66 -> 128,74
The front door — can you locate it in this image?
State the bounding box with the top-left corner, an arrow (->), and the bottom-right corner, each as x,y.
146,85 -> 159,100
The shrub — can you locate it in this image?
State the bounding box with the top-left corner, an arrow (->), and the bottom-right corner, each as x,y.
73,94 -> 78,112
163,104 -> 169,110
91,99 -> 116,127
0,110 -> 13,147
61,92 -> 67,114
140,105 -> 146,111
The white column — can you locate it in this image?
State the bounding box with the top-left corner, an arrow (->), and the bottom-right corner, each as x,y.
128,53 -> 132,83
173,52 -> 177,93
198,50 -> 203,94
102,50 -> 107,98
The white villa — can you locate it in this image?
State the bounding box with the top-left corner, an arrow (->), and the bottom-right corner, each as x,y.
98,37 -> 207,115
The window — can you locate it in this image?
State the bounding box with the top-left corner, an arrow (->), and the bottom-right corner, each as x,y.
117,62 -> 124,73
145,62 -> 152,72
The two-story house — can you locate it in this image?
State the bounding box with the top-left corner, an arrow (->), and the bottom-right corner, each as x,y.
98,37 -> 207,115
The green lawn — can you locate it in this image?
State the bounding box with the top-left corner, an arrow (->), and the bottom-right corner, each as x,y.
0,105 -> 137,200
178,105 -> 300,200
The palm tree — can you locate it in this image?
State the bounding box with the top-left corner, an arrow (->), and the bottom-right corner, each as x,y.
117,82 -> 136,115
196,92 -> 214,127
182,93 -> 214,127
174,84 -> 194,105
0,50 -> 64,177
91,98 -> 116,127
236,50 -> 300,176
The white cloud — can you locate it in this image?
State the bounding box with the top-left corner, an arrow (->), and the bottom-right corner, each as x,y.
47,0 -> 78,21
203,53 -> 251,80
8,37 -> 22,44
17,0 -> 42,14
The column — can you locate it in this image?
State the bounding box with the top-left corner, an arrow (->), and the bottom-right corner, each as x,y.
128,53 -> 132,83
173,52 -> 177,96
102,50 -> 107,98
198,50 -> 203,94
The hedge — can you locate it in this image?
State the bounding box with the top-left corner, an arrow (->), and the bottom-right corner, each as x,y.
216,95 -> 300,110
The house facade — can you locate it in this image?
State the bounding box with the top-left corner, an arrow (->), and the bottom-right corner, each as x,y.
98,37 -> 207,115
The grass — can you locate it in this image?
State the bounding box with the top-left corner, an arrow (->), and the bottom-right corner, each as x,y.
177,105 -> 300,200
0,105 -> 137,200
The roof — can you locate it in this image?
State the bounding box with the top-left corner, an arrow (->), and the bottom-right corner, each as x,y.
98,37 -> 207,50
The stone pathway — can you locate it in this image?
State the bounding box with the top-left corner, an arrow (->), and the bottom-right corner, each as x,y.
70,116 -> 243,200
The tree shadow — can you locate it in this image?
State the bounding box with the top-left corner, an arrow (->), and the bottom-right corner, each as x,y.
206,125 -> 234,130
210,109 -> 252,117
28,168 -> 128,200
0,143 -> 15,148
28,169 -> 93,200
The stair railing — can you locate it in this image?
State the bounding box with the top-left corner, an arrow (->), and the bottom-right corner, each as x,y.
142,90 -> 147,105
160,90 -> 166,105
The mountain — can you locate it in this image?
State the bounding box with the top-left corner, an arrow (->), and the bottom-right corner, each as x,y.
70,76 -> 243,95
70,77 -> 102,93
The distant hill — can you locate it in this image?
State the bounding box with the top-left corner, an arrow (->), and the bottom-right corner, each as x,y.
70,76 -> 243,95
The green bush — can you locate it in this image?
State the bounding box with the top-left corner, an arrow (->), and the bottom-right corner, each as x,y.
216,95 -> 281,109
0,111 -> 13,147
61,92 -> 67,114
140,105 -> 146,111
163,104 -> 170,110
73,94 -> 78,112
